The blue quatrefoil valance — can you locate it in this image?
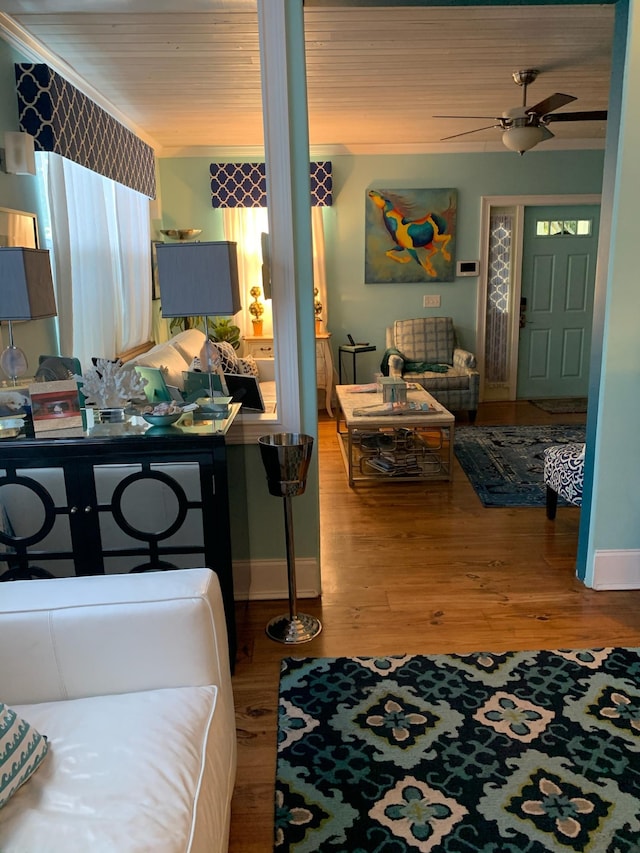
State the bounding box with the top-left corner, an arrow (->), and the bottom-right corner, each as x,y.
210,161 -> 332,208
15,63 -> 156,199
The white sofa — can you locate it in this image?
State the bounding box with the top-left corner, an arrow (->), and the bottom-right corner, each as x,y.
126,327 -> 276,407
0,568 -> 236,853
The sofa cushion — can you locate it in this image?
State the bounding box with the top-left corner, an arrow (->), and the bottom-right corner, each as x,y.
0,702 -> 49,808
237,355 -> 259,377
208,341 -> 238,374
132,345 -> 190,389
394,318 -> 455,364
403,366 -> 473,391
2,685 -> 233,853
170,328 -> 207,363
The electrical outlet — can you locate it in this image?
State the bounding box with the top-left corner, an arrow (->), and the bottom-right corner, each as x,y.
423,294 -> 441,308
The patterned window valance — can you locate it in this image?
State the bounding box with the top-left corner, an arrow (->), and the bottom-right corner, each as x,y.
15,64 -> 156,199
210,161 -> 332,208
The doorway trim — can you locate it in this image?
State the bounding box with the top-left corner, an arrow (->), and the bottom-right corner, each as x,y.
477,194 -> 601,402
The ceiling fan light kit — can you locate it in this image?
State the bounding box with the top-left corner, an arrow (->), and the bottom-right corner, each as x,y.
435,69 -> 607,154
502,125 -> 547,154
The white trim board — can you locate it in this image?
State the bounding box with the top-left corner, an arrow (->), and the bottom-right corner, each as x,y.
592,549 -> 640,590
232,558 -> 321,601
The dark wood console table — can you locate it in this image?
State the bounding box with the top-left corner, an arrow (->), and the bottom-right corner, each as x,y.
0,411 -> 239,664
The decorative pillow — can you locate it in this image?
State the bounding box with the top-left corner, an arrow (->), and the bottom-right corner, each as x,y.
0,702 -> 49,808
237,355 -> 260,378
206,341 -> 238,374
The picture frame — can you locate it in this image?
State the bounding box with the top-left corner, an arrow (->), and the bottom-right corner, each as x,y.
0,386 -> 31,418
365,188 -> 457,283
29,380 -> 83,435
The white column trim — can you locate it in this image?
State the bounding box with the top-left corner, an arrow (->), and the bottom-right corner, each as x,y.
256,0 -> 302,435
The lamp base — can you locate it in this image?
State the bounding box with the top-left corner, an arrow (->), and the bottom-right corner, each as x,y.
266,612 -> 322,644
0,345 -> 28,383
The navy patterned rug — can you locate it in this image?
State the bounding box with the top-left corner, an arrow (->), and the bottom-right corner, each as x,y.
454,424 -> 586,508
275,651 -> 640,852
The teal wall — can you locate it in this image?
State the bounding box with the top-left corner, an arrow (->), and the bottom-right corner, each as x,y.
324,150 -> 605,382
583,0 -> 640,573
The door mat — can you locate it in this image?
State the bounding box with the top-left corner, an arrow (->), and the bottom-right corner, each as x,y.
454,424 -> 585,507
530,397 -> 588,414
275,650 -> 640,851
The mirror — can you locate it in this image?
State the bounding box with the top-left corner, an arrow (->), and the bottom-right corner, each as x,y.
0,207 -> 38,248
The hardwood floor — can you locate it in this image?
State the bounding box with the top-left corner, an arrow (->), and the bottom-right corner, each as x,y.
228,402 -> 640,852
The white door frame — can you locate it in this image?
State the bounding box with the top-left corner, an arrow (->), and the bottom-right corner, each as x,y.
477,194 -> 601,402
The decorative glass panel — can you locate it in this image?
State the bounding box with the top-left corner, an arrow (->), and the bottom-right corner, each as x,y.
485,212 -> 513,385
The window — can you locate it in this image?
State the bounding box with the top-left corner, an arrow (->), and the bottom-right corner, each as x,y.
536,219 -> 592,237
37,152 -> 152,370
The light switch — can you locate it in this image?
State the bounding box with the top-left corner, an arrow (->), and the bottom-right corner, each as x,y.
423,294 -> 441,308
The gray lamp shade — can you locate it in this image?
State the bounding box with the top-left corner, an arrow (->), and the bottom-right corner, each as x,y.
0,247 -> 57,320
156,241 -> 241,318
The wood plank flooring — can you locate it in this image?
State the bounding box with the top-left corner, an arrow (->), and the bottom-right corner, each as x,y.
228,402 -> 640,852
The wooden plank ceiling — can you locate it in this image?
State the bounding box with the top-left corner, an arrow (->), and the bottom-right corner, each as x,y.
0,1 -> 615,155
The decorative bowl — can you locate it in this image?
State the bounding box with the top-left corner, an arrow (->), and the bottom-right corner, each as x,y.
142,412 -> 183,427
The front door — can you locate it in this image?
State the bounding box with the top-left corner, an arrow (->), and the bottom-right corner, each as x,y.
517,204 -> 600,400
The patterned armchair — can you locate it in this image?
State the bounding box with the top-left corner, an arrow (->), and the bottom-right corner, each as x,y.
384,317 -> 479,422
543,443 -> 585,519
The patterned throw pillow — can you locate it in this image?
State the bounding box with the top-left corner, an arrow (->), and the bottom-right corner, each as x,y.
205,341 -> 238,374
237,355 -> 260,377
0,702 -> 49,808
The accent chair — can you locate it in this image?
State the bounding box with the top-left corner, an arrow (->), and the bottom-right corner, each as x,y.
384,317 -> 479,422
543,442 -> 585,519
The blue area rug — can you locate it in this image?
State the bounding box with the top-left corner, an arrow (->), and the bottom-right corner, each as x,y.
275,651 -> 640,852
454,424 -> 586,508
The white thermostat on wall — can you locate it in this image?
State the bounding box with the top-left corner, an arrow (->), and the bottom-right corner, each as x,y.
456,260 -> 480,277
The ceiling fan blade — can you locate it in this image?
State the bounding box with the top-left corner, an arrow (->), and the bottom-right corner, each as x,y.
543,110 -> 608,123
527,92 -> 577,117
441,124 -> 502,141
433,115 -> 503,121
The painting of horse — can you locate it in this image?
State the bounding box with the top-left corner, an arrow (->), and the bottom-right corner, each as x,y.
365,187 -> 457,283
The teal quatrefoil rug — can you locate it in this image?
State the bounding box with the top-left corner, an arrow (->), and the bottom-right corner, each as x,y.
275,651 -> 640,852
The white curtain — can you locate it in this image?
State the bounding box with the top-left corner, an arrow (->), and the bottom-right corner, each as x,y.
223,207 -> 269,337
223,206 -> 327,338
37,152 -> 152,370
311,206 -> 328,328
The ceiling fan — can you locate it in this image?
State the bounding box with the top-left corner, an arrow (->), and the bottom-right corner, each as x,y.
434,70 -> 608,154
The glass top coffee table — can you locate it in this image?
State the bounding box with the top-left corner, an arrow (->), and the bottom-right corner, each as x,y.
335,384 -> 455,486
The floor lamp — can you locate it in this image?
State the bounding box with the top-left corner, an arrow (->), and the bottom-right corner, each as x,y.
0,248 -> 57,384
155,241 -> 241,397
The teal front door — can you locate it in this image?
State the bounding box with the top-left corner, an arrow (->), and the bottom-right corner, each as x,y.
517,204 -> 600,400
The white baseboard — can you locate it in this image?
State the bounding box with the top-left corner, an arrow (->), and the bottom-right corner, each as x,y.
592,549 -> 640,589
232,558 -> 321,600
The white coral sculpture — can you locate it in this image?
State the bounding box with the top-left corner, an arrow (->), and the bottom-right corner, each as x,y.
80,359 -> 148,408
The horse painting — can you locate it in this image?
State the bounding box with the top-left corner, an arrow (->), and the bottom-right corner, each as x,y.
365,188 -> 457,283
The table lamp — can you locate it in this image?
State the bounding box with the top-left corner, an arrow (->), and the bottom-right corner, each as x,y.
156,241 -> 242,398
0,247 -> 57,384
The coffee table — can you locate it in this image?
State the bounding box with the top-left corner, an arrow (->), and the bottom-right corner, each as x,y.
335,384 -> 455,486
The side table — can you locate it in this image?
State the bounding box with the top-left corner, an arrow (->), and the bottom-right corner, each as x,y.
338,344 -> 377,384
